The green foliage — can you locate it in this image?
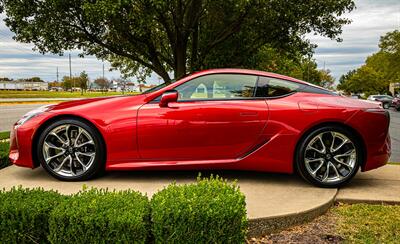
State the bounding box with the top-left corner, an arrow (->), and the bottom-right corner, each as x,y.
334,204 -> 400,243
339,29 -> 400,95
79,71 -> 89,93
253,46 -> 335,88
61,72 -> 89,93
0,131 -> 10,140
0,132 -> 10,168
1,0 -> 355,82
93,77 -> 110,91
48,189 -> 150,244
151,175 -> 247,244
0,187 -> 65,243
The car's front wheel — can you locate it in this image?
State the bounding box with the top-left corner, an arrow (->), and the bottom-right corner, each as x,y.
37,118 -> 105,181
296,126 -> 361,188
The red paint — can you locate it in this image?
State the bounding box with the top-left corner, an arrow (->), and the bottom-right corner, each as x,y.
9,69 -> 390,175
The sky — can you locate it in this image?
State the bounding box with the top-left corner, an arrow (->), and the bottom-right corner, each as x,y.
0,0 -> 399,84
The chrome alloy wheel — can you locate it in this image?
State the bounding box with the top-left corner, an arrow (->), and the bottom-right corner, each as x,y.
304,131 -> 357,183
42,124 -> 96,177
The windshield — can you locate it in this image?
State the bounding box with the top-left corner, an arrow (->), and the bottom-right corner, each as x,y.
143,79 -> 175,94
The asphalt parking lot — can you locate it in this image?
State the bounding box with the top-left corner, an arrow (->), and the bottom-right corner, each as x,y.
1,104 -> 399,162
389,109 -> 400,162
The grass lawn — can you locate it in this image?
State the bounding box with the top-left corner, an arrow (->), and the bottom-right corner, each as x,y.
334,203 -> 400,243
250,203 -> 400,243
0,90 -> 140,99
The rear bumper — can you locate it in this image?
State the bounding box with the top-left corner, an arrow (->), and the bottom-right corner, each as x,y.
362,133 -> 391,171
346,109 -> 391,171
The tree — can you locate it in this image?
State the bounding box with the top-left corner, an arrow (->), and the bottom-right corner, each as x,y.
1,0 -> 355,83
48,81 -> 62,89
79,71 -> 89,95
27,77 -> 44,82
253,46 -> 335,87
94,78 -> 110,92
61,76 -> 72,91
319,69 -> 335,89
338,29 -> 400,95
337,69 -> 356,93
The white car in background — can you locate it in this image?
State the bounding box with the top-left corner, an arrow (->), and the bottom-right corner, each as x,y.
367,95 -> 393,109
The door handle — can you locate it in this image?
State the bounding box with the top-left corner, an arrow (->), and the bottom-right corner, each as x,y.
240,112 -> 258,116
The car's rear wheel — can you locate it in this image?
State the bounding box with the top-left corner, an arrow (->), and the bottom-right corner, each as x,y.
37,119 -> 105,181
296,126 -> 361,188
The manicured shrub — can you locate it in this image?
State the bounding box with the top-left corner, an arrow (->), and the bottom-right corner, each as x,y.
0,187 -> 65,243
48,188 -> 150,244
0,141 -> 10,169
151,175 -> 247,244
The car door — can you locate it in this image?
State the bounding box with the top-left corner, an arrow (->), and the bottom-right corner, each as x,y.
137,74 -> 269,161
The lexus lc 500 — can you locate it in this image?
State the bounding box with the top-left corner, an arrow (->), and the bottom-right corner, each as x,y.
9,69 -> 391,187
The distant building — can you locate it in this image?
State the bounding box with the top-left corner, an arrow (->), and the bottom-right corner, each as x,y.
0,78 -> 48,90
389,82 -> 400,96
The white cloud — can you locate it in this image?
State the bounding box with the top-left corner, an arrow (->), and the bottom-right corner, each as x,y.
308,0 -> 400,79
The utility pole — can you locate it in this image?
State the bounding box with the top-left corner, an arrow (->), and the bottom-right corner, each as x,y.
102,62 -> 105,79
69,53 -> 73,92
56,67 -> 59,82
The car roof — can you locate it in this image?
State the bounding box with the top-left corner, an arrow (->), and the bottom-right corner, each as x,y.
191,68 -> 311,86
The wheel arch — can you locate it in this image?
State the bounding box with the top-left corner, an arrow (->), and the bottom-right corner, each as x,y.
293,121 -> 367,173
32,114 -> 107,168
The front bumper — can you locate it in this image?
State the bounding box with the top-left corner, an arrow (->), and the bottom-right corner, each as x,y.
9,113 -> 51,169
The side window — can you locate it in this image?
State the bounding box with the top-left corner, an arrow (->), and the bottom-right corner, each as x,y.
175,74 -> 257,101
256,76 -> 300,98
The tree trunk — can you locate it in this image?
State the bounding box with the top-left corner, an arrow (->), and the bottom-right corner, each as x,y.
174,39 -> 187,80
190,23 -> 199,72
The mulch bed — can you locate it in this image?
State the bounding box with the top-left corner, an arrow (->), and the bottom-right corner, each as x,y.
247,211 -> 344,244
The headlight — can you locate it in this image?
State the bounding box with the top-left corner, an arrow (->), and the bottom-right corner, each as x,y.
16,105 -> 53,126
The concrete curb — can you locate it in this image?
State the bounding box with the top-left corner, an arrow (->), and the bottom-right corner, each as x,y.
335,198 -> 400,205
247,194 -> 400,238
247,191 -> 337,237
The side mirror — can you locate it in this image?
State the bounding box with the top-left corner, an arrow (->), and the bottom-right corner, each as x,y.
159,90 -> 178,107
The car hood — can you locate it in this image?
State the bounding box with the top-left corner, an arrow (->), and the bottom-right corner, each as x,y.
47,94 -> 146,112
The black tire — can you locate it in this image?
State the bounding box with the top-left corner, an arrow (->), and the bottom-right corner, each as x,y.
37,118 -> 105,181
295,125 -> 362,188
383,103 -> 390,109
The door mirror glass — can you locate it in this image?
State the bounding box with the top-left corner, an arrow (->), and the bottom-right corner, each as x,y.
159,90 -> 178,107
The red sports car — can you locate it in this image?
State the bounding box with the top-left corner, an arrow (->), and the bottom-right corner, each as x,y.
9,69 -> 391,187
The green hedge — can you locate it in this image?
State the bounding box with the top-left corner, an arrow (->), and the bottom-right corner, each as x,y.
48,189 -> 150,244
0,141 -> 10,169
0,176 -> 247,243
0,131 -> 10,140
151,175 -> 248,244
0,187 -> 65,243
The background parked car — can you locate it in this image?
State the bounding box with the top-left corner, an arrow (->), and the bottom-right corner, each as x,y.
392,96 -> 400,111
350,94 -> 362,99
367,95 -> 393,109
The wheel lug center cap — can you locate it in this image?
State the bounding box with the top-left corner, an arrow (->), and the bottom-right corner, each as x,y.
68,147 -> 74,154
326,154 -> 332,159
